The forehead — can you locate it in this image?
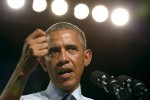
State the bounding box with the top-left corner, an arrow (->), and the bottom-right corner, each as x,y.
47,29 -> 79,39
47,29 -> 82,46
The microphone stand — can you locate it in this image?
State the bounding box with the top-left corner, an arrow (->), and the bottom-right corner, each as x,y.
106,76 -> 130,100
134,80 -> 149,100
99,75 -> 130,100
118,75 -> 149,100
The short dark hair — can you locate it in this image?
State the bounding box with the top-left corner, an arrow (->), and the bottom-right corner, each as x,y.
46,22 -> 87,50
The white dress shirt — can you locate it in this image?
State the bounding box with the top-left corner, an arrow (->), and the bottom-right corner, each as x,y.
21,82 -> 93,100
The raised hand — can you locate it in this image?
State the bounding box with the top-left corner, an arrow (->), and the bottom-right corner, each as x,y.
20,29 -> 48,74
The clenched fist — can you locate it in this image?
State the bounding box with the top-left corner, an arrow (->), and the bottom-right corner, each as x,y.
19,29 -> 48,74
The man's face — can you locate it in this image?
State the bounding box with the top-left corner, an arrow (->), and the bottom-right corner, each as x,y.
44,29 -> 90,92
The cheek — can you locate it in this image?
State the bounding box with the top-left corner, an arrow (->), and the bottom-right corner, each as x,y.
45,60 -> 56,76
45,58 -> 56,69
72,54 -> 85,75
46,61 -> 58,82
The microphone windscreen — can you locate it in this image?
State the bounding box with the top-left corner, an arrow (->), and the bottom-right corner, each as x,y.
90,70 -> 107,87
117,75 -> 133,83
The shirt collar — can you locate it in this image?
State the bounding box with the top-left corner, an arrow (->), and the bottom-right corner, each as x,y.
46,81 -> 82,100
71,85 -> 82,100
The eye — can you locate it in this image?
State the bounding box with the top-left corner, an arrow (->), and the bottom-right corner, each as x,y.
66,45 -> 78,52
48,47 -> 60,55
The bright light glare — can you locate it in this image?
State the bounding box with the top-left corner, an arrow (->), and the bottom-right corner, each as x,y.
92,5 -> 108,22
111,8 -> 129,26
51,0 -> 68,16
32,0 -> 47,12
7,0 -> 25,9
74,4 -> 89,20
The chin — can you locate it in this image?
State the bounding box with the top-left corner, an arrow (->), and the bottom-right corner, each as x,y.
59,80 -> 78,92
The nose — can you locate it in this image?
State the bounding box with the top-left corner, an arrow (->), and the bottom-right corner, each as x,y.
56,49 -> 69,66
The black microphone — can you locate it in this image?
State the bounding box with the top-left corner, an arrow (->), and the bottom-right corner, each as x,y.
117,75 -> 149,99
90,70 -> 130,100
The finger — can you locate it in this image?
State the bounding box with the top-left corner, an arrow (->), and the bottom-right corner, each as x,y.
26,29 -> 46,45
29,43 -> 48,56
35,49 -> 49,58
30,36 -> 47,44
29,29 -> 46,39
34,43 -> 48,50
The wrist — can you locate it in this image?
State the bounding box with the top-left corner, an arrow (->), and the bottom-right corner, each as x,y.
17,53 -> 39,75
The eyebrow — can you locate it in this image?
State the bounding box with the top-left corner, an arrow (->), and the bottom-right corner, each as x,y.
65,44 -> 78,50
48,44 -> 78,51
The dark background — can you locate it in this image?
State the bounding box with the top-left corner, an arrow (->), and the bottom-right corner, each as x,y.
0,0 -> 150,100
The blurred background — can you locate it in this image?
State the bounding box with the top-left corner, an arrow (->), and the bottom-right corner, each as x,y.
0,0 -> 150,100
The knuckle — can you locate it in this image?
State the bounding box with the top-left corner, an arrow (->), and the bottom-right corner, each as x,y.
42,50 -> 48,56
25,37 -> 29,43
35,29 -> 42,33
43,36 -> 47,41
45,49 -> 48,54
44,43 -> 48,47
25,37 -> 32,45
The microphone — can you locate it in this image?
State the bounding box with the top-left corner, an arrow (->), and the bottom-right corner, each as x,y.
90,70 -> 130,100
117,75 -> 149,99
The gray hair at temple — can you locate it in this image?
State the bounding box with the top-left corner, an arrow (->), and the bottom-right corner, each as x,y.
46,22 -> 87,50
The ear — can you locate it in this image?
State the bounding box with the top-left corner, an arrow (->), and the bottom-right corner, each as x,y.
84,49 -> 92,67
39,57 -> 47,72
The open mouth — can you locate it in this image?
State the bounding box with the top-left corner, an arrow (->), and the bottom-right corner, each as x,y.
57,68 -> 73,75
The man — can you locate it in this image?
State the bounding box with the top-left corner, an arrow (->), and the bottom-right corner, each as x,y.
0,22 -> 93,100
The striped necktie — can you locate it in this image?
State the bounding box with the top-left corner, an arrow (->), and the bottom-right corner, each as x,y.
61,93 -> 70,100
61,93 -> 76,100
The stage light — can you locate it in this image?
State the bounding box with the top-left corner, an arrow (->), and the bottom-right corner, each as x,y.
92,5 -> 108,22
7,0 -> 25,9
111,8 -> 129,26
51,0 -> 68,16
32,0 -> 47,12
74,4 -> 89,20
